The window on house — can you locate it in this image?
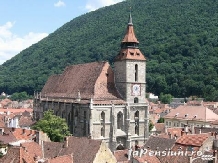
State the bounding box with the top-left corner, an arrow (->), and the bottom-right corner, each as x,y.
135,64 -> 138,82
117,112 -> 123,130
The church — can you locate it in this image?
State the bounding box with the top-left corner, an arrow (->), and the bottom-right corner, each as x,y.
33,13 -> 149,151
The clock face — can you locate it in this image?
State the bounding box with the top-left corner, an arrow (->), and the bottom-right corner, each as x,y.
132,84 -> 141,96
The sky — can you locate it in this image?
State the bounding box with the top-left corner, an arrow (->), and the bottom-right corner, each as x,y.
0,0 -> 124,65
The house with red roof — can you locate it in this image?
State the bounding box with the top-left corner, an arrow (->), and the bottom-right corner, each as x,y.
164,105 -> 218,128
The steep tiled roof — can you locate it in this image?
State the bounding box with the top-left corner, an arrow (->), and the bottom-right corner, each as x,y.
114,149 -> 129,163
59,137 -> 102,163
41,62 -> 124,104
45,154 -> 73,163
144,136 -> 176,151
21,142 -> 43,159
154,123 -> 165,133
134,153 -> 161,163
164,105 -> 218,122
0,108 -> 33,114
19,115 -> 35,127
0,146 -> 34,163
115,48 -> 146,61
176,133 -> 209,146
43,141 -> 64,159
11,128 -> 36,141
43,136 -> 102,163
0,128 -> 17,144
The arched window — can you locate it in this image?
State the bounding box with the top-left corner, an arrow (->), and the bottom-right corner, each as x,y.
101,111 -> 105,124
100,112 -> 105,137
135,64 -> 138,82
117,112 -> 123,130
135,111 -> 139,135
134,97 -> 139,103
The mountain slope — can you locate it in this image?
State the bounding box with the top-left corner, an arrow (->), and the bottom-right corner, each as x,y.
1,0 -> 218,100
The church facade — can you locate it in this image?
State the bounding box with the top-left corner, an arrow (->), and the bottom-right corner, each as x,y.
33,14 -> 149,151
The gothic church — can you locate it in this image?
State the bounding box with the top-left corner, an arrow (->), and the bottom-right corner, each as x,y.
33,13 -> 149,151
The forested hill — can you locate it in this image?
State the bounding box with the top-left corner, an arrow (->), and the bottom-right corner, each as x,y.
1,0 -> 218,101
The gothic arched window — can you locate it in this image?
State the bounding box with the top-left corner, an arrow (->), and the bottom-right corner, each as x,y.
100,112 -> 105,137
101,111 -> 105,124
101,127 -> 105,137
135,64 -> 138,82
117,112 -> 123,130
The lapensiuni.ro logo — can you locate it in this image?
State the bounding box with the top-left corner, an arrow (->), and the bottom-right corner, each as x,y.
131,149 -> 215,161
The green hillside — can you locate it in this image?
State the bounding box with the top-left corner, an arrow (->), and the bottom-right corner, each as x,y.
1,0 -> 218,101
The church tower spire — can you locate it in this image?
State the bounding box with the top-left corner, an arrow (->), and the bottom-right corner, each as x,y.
115,12 -> 145,61
114,12 -> 146,103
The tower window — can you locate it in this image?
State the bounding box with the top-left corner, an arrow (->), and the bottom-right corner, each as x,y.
100,111 -> 105,137
135,64 -> 138,82
117,112 -> 123,130
135,111 -> 139,135
134,97 -> 139,103
101,127 -> 105,137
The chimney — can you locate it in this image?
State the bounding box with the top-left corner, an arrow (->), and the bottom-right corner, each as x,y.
191,125 -> 195,134
0,128 -> 4,135
199,129 -> 202,134
168,132 -> 172,139
184,124 -> 188,133
64,136 -> 69,148
22,128 -> 26,134
128,148 -> 132,160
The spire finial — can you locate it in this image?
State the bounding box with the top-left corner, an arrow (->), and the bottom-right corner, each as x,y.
128,7 -> 133,25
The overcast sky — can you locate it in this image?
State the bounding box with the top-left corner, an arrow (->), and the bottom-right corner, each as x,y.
0,0 -> 124,65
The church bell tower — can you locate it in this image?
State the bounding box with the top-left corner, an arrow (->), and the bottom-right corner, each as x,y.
114,13 -> 146,104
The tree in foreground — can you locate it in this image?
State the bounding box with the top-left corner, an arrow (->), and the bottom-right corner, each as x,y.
32,110 -> 71,142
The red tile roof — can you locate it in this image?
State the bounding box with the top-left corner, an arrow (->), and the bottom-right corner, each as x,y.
176,133 -> 209,146
43,136 -> 103,163
21,142 -> 43,159
164,105 -> 218,122
114,149 -> 129,162
45,154 -> 73,163
41,62 -> 125,104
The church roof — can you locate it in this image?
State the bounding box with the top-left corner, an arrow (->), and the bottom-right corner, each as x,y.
122,13 -> 139,43
115,13 -> 146,61
41,61 -> 124,103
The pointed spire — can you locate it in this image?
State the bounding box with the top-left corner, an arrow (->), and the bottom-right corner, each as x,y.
114,11 -> 146,61
128,8 -> 133,25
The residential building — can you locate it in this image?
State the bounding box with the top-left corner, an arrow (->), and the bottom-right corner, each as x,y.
164,105 -> 218,128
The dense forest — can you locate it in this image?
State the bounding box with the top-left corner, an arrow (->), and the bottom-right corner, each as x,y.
0,0 -> 218,101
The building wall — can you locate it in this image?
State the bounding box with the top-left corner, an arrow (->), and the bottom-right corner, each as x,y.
164,118 -> 212,128
114,60 -> 146,104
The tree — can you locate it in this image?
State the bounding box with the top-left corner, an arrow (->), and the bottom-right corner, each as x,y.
157,117 -> 165,123
149,120 -> 154,132
9,91 -> 31,101
159,93 -> 173,104
32,110 -> 71,142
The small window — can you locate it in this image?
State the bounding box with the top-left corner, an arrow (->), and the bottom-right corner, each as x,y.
130,52 -> 134,55
136,53 -> 140,56
134,97 -> 139,103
